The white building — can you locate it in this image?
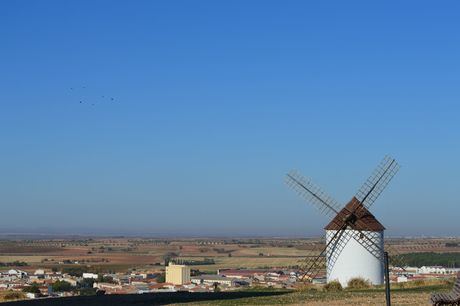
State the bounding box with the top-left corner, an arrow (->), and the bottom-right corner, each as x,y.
325,198 -> 385,287
62,278 -> 78,286
34,269 -> 45,276
191,275 -> 237,287
83,273 -> 99,279
26,293 -> 38,299
418,266 -> 447,274
397,276 -> 408,283
7,269 -> 27,278
93,282 -> 123,292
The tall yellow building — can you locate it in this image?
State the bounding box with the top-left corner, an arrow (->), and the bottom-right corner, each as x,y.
165,262 -> 190,285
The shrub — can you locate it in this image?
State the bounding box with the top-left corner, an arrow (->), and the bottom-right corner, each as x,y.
296,283 -> 318,292
324,280 -> 343,292
347,277 -> 372,289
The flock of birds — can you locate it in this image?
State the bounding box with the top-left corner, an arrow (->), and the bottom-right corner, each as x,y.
70,86 -> 117,106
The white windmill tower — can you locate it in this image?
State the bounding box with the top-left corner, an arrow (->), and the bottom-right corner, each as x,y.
285,156 -> 400,287
324,197 -> 385,286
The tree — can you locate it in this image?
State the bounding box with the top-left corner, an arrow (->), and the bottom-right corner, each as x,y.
79,278 -> 95,289
23,283 -> 40,294
52,280 -> 73,292
97,275 -> 115,284
156,273 -> 165,283
62,266 -> 85,277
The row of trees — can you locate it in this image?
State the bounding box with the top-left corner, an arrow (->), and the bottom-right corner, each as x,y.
397,252 -> 460,268
171,258 -> 215,265
22,280 -> 74,295
0,261 -> 28,267
60,266 -> 116,277
22,272 -> 118,296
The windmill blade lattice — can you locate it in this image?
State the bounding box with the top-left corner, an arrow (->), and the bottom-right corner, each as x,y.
298,228 -> 349,281
385,244 -> 407,270
296,237 -> 327,281
285,170 -> 341,218
347,230 -> 408,278
325,229 -> 353,276
285,155 -> 401,287
297,223 -> 372,281
321,156 -> 399,270
352,230 -> 385,262
356,156 -> 400,209
328,229 -> 385,274
298,227 -> 401,283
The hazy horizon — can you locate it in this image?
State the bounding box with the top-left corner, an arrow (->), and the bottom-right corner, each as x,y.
1,1 -> 459,237
0,224 -> 459,238
0,228 -> 457,239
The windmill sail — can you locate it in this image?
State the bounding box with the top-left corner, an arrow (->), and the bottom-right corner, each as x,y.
355,156 -> 400,209
298,223 -> 391,283
298,226 -> 348,281
285,156 -> 400,286
323,155 -> 399,275
323,198 -> 386,274
285,170 -> 341,218
297,237 -> 327,281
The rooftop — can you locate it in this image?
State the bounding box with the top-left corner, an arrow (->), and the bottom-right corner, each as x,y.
324,197 -> 385,231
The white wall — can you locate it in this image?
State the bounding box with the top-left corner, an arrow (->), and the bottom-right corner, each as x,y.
326,230 -> 384,287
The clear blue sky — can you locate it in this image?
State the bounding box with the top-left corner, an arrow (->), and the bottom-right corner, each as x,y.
1,1 -> 459,237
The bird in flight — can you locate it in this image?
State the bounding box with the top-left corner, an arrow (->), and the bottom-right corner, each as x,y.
70,86 -> 118,106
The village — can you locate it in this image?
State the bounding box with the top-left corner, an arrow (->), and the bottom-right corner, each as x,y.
1,260 -> 459,301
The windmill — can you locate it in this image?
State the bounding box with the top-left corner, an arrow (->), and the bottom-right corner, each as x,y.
285,156 -> 400,290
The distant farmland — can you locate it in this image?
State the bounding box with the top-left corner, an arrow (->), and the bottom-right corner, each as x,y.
1,236 -> 460,275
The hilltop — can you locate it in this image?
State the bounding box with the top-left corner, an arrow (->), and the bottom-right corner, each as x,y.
1,280 -> 451,305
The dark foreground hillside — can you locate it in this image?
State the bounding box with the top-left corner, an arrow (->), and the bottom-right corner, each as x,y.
1,291 -> 290,306
1,281 -> 453,306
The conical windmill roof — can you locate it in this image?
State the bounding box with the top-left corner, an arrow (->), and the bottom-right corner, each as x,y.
324,197 -> 385,231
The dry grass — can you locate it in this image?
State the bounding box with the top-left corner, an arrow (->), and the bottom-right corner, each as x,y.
0,291 -> 26,302
186,278 -> 451,305
186,289 -> 441,305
